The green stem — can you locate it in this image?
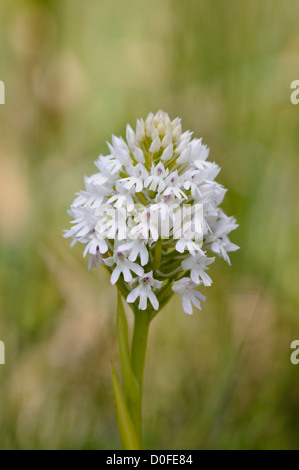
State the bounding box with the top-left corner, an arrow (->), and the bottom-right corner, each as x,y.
130,309 -> 152,442
153,238 -> 162,270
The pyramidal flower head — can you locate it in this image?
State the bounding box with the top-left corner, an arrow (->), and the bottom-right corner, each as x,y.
64,110 -> 239,314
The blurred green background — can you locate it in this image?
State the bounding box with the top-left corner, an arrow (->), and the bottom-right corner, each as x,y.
0,0 -> 299,450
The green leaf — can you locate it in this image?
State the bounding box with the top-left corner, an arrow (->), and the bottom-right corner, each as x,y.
117,292 -> 141,436
111,363 -> 141,450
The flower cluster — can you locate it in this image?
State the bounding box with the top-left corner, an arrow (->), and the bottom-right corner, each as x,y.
64,111 -> 238,314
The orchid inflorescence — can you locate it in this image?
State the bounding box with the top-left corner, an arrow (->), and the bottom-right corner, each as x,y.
64,110 -> 238,315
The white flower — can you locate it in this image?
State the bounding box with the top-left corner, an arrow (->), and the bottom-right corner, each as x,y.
144,162 -> 169,193
163,171 -> 187,200
189,138 -> 210,168
83,236 -> 108,257
172,278 -> 206,314
73,174 -> 110,208
118,238 -> 149,266
127,272 -> 162,311
65,110 -> 238,314
160,144 -> 174,162
175,238 -> 202,256
120,163 -> 148,193
95,206 -> 127,240
181,252 -> 215,286
126,124 -> 136,151
205,213 -> 239,265
64,206 -> 98,239
105,251 -> 144,285
210,237 -> 239,265
107,182 -> 135,212
130,207 -> 159,241
88,250 -> 103,271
